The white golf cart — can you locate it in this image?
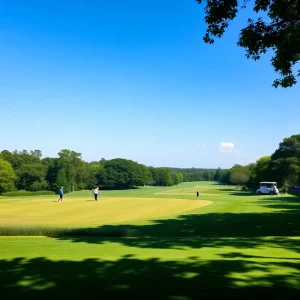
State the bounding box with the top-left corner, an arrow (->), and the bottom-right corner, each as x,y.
256,182 -> 279,195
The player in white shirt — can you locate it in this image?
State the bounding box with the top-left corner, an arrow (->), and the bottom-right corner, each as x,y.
94,187 -> 99,201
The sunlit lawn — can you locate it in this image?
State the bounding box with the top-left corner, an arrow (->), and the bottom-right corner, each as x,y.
1,182 -> 300,298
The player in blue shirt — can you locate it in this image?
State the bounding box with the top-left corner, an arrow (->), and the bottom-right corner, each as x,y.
58,186 -> 64,202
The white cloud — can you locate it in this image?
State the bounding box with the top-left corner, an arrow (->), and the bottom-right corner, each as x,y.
218,142 -> 235,153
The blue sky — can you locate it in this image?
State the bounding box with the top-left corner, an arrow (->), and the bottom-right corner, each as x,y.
0,0 -> 299,168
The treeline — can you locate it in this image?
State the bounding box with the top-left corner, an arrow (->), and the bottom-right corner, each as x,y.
169,168 -> 217,182
216,134 -> 300,188
0,149 -> 186,194
1,134 -> 298,194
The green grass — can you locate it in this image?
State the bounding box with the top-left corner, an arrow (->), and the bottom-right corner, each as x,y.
2,190 -> 55,197
0,181 -> 300,299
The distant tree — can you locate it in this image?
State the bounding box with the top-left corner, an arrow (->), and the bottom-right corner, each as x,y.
254,156 -> 273,182
99,158 -> 145,189
43,157 -> 60,191
0,158 -> 16,194
16,163 -> 48,191
57,149 -> 85,190
177,172 -> 184,183
246,162 -> 257,188
194,172 -> 204,181
1,149 -> 42,169
196,0 -> 300,88
183,173 -> 194,182
139,164 -> 153,185
220,169 -> 231,184
172,172 -> 179,185
157,168 -> 173,186
148,167 -> 160,186
229,165 -> 250,186
214,167 -> 223,181
203,171 -> 214,181
230,171 -> 249,186
0,150 -> 14,164
168,168 -> 217,182
55,168 -> 69,192
30,150 -> 42,159
88,162 -> 103,189
271,134 -> 300,185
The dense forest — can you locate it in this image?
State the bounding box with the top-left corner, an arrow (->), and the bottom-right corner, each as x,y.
0,149 -> 216,194
0,134 -> 299,194
169,168 -> 217,182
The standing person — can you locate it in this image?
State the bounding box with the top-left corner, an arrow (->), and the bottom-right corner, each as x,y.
94,187 -> 99,201
285,186 -> 288,194
196,190 -> 200,200
58,186 -> 64,202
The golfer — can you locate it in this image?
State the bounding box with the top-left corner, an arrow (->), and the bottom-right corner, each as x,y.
196,190 -> 200,200
58,186 -> 64,202
94,187 -> 99,201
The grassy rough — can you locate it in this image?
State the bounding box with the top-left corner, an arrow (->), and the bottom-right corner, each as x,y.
2,190 -> 55,197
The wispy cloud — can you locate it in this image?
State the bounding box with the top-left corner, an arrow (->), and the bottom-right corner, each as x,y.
218,142 -> 235,153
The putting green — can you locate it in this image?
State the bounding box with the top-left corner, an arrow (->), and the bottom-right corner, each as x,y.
154,186 -> 224,196
0,197 -> 213,227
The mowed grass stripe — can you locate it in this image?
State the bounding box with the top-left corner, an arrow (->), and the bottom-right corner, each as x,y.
0,197 -> 213,227
1,236 -> 300,261
1,236 -> 300,298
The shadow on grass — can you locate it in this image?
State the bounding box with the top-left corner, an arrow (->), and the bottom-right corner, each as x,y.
52,211 -> 300,251
228,190 -> 256,196
203,188 -> 257,196
255,195 -> 300,212
2,193 -> 300,252
201,188 -> 233,194
1,256 -> 300,299
47,194 -> 300,253
2,193 -> 300,298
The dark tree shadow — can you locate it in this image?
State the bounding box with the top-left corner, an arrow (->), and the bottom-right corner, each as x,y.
49,193 -> 300,253
228,190 -> 256,196
253,195 -> 300,211
1,256 -> 300,299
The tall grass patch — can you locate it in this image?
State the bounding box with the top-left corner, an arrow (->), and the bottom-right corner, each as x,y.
0,225 -> 136,237
2,190 -> 55,197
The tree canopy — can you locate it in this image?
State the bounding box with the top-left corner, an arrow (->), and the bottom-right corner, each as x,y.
196,0 -> 300,88
0,150 -> 187,193
214,134 -> 300,189
16,163 -> 47,191
0,158 -> 16,193
2,134 -> 299,194
271,134 -> 300,185
229,165 -> 250,186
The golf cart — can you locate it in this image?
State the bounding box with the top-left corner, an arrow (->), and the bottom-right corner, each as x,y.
256,182 -> 279,195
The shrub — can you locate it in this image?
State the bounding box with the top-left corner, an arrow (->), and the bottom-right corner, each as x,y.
2,190 -> 55,197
